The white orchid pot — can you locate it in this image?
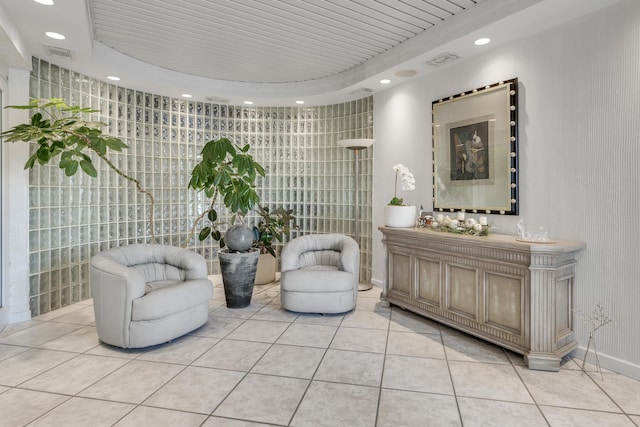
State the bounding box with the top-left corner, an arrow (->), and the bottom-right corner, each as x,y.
384,205 -> 417,228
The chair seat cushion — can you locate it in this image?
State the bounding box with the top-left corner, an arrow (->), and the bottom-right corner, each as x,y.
145,279 -> 182,293
132,278 -> 212,321
281,269 -> 355,293
299,265 -> 338,272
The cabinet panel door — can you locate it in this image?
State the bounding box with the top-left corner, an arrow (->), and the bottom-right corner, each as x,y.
416,257 -> 441,307
485,272 -> 523,334
389,251 -> 411,297
446,264 -> 478,320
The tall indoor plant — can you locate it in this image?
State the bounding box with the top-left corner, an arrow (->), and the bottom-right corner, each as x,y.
2,98 -> 158,242
185,137 -> 265,307
252,205 -> 298,285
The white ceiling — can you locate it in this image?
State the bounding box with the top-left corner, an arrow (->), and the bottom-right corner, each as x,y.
0,0 -> 623,106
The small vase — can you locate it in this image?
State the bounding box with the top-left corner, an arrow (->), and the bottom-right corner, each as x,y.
384,205 -> 416,228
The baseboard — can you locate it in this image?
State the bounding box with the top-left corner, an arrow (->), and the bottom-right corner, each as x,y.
370,279 -> 383,289
572,345 -> 640,381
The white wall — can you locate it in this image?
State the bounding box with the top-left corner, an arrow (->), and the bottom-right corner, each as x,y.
1,67 -> 31,325
373,0 -> 640,379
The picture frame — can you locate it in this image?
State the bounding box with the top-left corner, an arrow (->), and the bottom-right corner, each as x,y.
432,78 -> 518,215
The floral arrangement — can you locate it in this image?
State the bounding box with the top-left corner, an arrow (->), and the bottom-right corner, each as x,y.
388,164 -> 415,205
430,212 -> 490,236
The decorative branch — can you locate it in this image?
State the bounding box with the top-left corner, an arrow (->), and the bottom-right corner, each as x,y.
2,98 -> 157,243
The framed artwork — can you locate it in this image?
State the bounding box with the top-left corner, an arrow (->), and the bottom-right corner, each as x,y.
432,78 -> 518,215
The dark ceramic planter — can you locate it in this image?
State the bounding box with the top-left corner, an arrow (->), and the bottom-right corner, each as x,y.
218,248 -> 259,308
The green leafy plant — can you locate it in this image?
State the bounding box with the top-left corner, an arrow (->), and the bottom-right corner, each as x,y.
2,98 -> 157,242
183,137 -> 265,248
252,205 -> 299,257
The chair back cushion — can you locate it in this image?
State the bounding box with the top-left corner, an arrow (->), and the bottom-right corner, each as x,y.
281,233 -> 359,275
96,243 -> 207,283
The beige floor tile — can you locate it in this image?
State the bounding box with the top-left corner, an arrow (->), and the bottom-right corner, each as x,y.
21,354 -> 128,395
0,348 -> 76,386
341,310 -> 391,330
225,319 -> 290,343
389,309 -> 441,334
202,417 -> 273,426
193,339 -> 270,371
382,355 -> 454,395
191,316 -> 246,339
294,312 -> 345,326
214,373 -> 308,425
33,304 -> 88,322
330,327 -> 388,353
114,406 -> 207,427
591,372 -> 640,414
355,296 -> 391,313
0,343 -> 29,362
49,305 -> 95,325
38,325 -> 99,353
276,323 -> 337,348
85,343 -> 148,359
251,344 -> 325,379
313,348 -> 384,387
358,287 -> 383,299
630,415 -> 640,424
291,381 -> 379,427
144,366 -> 244,414
458,397 -> 547,427
0,322 -> 83,347
517,367 -> 620,412
79,360 -> 184,404
540,405 -> 635,427
378,388 -> 461,427
0,388 -> 69,426
442,333 -> 510,364
28,396 -> 134,427
387,331 -> 445,359
137,335 -> 219,365
449,361 -> 534,403
212,304 -> 264,319
250,303 -> 299,322
0,320 -> 43,338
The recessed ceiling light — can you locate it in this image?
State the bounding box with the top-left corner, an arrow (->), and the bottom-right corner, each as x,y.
474,37 -> 491,46
34,0 -> 54,5
379,79 -> 391,84
181,94 -> 192,98
394,69 -> 417,78
244,101 -> 254,105
295,100 -> 305,105
45,31 -> 65,40
106,75 -> 120,81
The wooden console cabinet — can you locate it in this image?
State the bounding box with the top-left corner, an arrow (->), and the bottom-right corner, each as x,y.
379,226 -> 586,371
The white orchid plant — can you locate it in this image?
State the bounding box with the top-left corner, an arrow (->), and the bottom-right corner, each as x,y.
389,164 -> 415,206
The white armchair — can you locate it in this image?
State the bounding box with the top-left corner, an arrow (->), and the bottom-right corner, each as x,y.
280,234 -> 359,314
90,244 -> 213,348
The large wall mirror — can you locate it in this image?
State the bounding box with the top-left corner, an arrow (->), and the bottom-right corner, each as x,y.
432,78 -> 518,215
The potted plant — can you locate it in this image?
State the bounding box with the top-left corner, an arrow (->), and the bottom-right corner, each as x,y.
2,98 -> 158,242
252,205 -> 299,285
184,137 -> 265,308
384,163 -> 417,228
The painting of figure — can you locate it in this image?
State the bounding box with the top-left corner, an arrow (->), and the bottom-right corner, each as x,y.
449,121 -> 489,181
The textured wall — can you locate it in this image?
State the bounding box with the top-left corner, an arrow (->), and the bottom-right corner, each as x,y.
373,0 -> 640,378
27,59 -> 373,316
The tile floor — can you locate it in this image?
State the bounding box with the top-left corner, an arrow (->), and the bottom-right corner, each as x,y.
1,276 -> 639,426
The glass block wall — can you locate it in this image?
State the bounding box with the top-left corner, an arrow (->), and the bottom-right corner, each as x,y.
26,58 -> 373,316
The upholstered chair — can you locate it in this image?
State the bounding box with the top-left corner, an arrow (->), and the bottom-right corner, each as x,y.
280,233 -> 359,314
90,244 -> 212,348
